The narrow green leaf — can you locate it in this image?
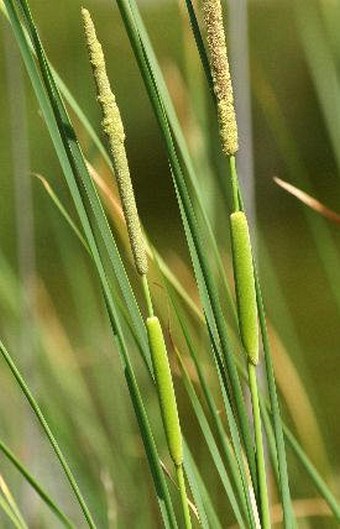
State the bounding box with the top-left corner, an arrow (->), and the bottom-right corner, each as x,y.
177,348 -> 247,528
0,494 -> 26,529
183,0 -> 214,96
253,265 -> 294,528
158,249 -> 256,527
0,478 -> 28,529
0,338 -> 97,529
34,174 -> 90,254
183,443 -> 222,529
284,427 -> 340,523
0,439 -> 74,529
173,306 -> 251,525
126,0 -> 238,327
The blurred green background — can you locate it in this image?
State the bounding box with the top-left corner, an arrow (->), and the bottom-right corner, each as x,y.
0,0 -> 340,527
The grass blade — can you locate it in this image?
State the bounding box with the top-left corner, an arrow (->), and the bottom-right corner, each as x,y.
183,443 -> 223,529
0,439 -> 74,528
0,338 -> 97,529
182,0 -> 214,96
0,476 -> 28,529
284,427 -> 340,523
0,493 -> 26,529
177,347 -> 248,528
252,247 -> 294,527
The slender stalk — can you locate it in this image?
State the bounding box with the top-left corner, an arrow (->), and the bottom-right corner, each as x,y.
248,363 -> 271,529
81,12 -> 192,525
229,156 -> 270,527
142,274 -> 154,318
230,155 -> 240,212
253,265 -> 294,528
176,464 -> 192,529
0,478 -> 28,529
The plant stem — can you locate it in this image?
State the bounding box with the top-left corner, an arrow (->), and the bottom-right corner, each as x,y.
176,464 -> 192,529
248,362 -> 271,529
253,267 -> 294,528
230,155 -> 240,212
142,274 -> 154,317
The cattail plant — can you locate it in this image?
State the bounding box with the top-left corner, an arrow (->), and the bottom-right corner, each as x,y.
4,0 -> 340,528
202,1 -> 271,527
82,9 -> 192,528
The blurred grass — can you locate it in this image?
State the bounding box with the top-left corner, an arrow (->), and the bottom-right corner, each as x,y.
0,0 -> 340,527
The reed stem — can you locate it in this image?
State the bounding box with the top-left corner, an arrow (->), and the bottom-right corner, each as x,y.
230,155 -> 240,212
142,274 -> 154,318
248,362 -> 271,529
176,464 -> 192,529
229,155 -> 270,527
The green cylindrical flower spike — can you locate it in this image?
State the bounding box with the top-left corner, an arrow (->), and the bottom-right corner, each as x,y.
230,212 -> 259,365
202,0 -> 238,156
146,316 -> 183,466
82,8 -> 148,276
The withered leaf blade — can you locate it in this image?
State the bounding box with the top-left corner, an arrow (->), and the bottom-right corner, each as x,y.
274,177 -> 340,225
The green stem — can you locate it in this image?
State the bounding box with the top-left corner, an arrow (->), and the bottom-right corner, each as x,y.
248,362 -> 271,529
142,274 -> 154,317
229,155 -> 241,212
254,269 -> 294,528
176,464 -> 192,529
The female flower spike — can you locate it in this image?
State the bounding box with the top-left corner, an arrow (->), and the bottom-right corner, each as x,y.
146,316 -> 183,467
230,212 -> 259,364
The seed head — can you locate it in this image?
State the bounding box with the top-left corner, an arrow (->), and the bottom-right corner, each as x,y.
82,8 -> 148,276
202,0 -> 238,156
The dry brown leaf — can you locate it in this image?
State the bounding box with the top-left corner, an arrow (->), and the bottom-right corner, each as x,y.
274,177 -> 340,224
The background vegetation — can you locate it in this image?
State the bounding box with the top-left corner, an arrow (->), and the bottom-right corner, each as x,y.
0,0 -> 339,527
